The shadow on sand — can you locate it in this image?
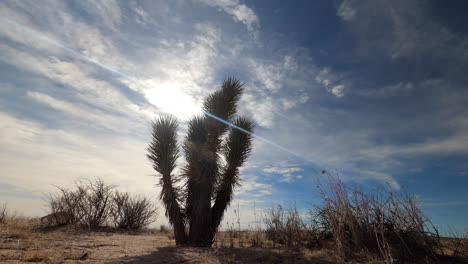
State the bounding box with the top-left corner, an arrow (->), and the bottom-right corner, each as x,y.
110,246 -> 336,264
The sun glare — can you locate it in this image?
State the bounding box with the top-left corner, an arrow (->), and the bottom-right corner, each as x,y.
144,81 -> 201,120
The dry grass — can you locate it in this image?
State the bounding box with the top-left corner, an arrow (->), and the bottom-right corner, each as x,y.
440,231 -> 468,261
312,172 -> 446,263
1,216 -> 173,264
0,217 -> 338,264
0,216 -> 466,263
0,203 -> 8,223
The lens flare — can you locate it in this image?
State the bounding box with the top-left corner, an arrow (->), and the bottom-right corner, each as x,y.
0,15 -> 323,173
203,112 -> 322,170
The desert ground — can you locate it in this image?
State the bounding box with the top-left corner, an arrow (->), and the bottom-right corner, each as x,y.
0,218 -> 337,264
1,218 -> 466,264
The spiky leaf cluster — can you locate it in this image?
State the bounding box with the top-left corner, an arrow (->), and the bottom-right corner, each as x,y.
146,78 -> 254,246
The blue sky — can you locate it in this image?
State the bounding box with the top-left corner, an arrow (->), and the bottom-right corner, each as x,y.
0,0 -> 467,232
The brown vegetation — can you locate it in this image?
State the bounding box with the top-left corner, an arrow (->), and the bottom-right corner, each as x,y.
441,231 -> 468,260
0,216 -> 336,264
0,216 -> 169,263
110,191 -> 158,230
264,205 -> 319,249
0,202 -> 8,224
1,216 -> 466,264
313,171 -> 442,263
45,178 -> 157,230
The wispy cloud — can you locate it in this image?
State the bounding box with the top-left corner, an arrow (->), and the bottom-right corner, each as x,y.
335,0 -> 468,61
0,0 -> 271,223
263,166 -> 304,183
329,84 -> 346,97
422,200 -> 468,208
337,0 -> 356,21
314,67 -> 348,97
1,0 -> 467,232
199,0 -> 259,32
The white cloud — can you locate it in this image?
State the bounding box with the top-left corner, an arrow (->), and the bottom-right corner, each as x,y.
122,23 -> 222,120
227,4 -> 259,31
360,81 -> 413,97
263,166 -> 304,183
388,134 -> 468,156
2,0 -> 466,226
0,42 -> 157,123
337,0 -> 356,21
283,55 -> 298,72
241,93 -> 275,128
0,1 -> 272,223
248,56 -> 300,93
280,95 -> 309,110
0,3 -> 225,122
330,84 -> 346,97
0,111 -> 157,193
263,167 -> 303,174
0,10 -> 148,119
242,55 -> 311,124
236,175 -> 273,197
248,59 -> 283,92
27,91 -> 148,134
356,170 -> 400,190
200,0 -> 259,32
0,111 -> 168,223
315,67 -> 347,97
336,1 -> 468,61
315,68 -> 331,86
78,0 -> 122,31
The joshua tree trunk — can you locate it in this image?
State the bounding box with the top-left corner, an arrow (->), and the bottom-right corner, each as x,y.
187,177 -> 213,246
147,78 -> 254,247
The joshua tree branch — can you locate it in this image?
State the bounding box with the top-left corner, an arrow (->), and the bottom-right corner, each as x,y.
210,117 -> 254,238
147,117 -> 187,245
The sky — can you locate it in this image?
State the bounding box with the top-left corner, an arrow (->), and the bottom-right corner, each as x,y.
0,0 -> 467,232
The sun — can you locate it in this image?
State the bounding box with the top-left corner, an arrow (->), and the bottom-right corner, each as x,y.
144,81 -> 202,120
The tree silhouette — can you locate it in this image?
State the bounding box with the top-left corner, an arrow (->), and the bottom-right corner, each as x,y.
147,78 -> 254,246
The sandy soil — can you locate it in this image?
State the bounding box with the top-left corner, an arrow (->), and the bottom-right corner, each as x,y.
1,219 -> 465,263
0,220 -> 337,264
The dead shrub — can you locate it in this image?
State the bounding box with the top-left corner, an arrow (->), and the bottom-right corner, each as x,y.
40,211 -> 74,227
46,179 -> 114,228
445,231 -> 468,260
160,224 -> 168,233
110,191 -> 158,230
314,171 -> 441,263
0,202 -> 7,223
248,206 -> 265,247
45,185 -> 85,226
457,231 -> 468,258
264,205 -> 308,250
78,178 -> 115,228
46,178 -> 157,230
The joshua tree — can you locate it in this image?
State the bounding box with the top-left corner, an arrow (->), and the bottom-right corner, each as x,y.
147,78 -> 254,247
